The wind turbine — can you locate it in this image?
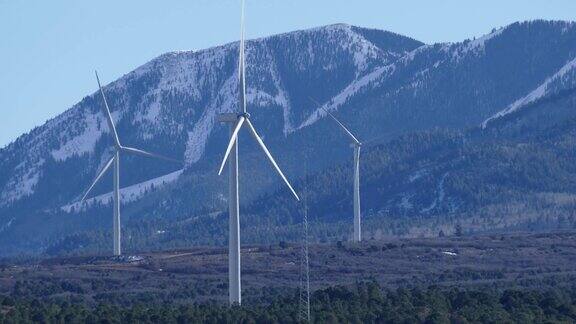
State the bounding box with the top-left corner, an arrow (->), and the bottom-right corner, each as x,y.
81,71 -> 181,256
311,98 -> 362,242
217,0 -> 300,305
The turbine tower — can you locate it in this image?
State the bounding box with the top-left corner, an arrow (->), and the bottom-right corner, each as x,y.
81,71 -> 180,256
311,98 -> 362,242
217,0 -> 300,305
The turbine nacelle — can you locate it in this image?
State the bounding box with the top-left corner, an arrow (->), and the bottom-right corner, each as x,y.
217,113 -> 299,201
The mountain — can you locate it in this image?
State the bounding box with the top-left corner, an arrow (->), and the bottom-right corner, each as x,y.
245,87 -> 576,239
1,20 -> 576,256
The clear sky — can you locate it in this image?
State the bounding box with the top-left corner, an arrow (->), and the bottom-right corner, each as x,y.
1,0 -> 575,148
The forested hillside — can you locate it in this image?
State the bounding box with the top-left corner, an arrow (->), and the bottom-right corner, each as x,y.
32,87 -> 576,256
1,20 -> 576,256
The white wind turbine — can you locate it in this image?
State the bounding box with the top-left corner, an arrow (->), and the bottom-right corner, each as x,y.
311,98 -> 362,242
217,0 -> 300,305
81,71 -> 181,256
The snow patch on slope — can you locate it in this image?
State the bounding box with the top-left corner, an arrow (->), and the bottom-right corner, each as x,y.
421,172 -> 449,213
298,64 -> 395,128
63,169 -> 183,212
455,27 -> 505,59
0,218 -> 15,234
184,40 -> 296,164
399,194 -> 414,210
246,41 -> 294,134
246,88 -> 289,113
482,56 -> 576,128
409,168 -> 429,183
264,43 -> 294,134
444,27 -> 506,63
268,23 -> 384,74
51,111 -> 110,161
0,160 -> 44,205
297,38 -> 431,130
134,49 -> 227,125
342,25 -> 382,72
400,43 -> 435,64
184,69 -> 238,165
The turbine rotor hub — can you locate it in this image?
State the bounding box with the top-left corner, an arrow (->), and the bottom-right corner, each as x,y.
238,112 -> 250,119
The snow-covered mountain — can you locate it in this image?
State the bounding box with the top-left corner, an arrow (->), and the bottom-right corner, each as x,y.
0,24 -> 420,207
1,20 -> 576,256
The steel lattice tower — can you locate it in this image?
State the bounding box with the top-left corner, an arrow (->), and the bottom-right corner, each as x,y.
298,156 -> 311,323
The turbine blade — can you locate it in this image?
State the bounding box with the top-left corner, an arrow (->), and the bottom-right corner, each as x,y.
121,146 -> 181,164
239,0 -> 245,72
309,97 -> 360,145
218,116 -> 245,175
245,119 -> 300,201
329,113 -> 361,145
239,0 -> 247,113
95,71 -> 121,147
82,155 -> 115,202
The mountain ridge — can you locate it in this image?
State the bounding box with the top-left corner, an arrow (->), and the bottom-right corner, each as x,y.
2,20 -> 576,256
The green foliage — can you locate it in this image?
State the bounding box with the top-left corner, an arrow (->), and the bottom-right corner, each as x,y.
2,282 -> 576,323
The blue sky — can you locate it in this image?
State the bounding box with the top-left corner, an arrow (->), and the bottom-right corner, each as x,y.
1,0 -> 575,147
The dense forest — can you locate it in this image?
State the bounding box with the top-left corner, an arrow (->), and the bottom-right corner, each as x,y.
2,282 -> 576,323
